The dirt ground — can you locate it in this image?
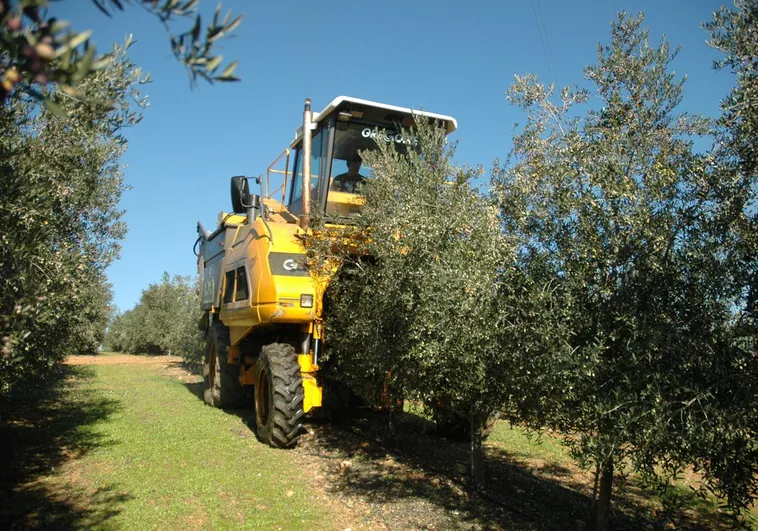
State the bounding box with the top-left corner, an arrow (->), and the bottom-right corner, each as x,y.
66,354 -> 182,366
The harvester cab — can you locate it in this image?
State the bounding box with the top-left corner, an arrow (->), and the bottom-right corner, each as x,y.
195,96 -> 456,448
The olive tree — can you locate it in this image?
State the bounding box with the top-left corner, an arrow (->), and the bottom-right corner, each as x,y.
697,1 -> 758,519
0,0 -> 241,106
304,121 -> 535,482
0,42 -> 145,394
495,12 -> 756,528
105,273 -> 204,364
705,0 -> 757,347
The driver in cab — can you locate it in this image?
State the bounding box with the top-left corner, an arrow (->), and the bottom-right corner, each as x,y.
331,154 -> 366,193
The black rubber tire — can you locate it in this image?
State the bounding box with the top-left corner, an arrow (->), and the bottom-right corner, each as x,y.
254,343 -> 305,448
203,321 -> 245,408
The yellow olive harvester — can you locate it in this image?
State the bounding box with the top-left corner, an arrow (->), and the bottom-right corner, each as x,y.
196,96 -> 457,448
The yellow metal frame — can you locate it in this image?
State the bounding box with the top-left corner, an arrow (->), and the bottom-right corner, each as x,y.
298,354 -> 321,412
266,148 -> 290,210
211,151 -> 382,420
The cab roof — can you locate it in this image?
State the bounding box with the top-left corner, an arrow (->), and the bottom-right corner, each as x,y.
290,96 -> 457,148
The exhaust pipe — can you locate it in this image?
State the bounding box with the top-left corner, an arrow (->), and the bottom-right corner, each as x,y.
301,98 -> 312,229
197,221 -> 210,240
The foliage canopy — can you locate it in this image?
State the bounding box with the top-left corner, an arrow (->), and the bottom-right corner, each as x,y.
495,11 -> 756,526
106,273 -> 204,364
0,0 -> 241,107
307,10 -> 757,528
0,43 -> 145,395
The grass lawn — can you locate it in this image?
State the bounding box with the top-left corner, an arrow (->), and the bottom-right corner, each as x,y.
1,354 -> 334,529
2,354 -> 754,530
486,421 -> 756,529
399,401 -> 756,528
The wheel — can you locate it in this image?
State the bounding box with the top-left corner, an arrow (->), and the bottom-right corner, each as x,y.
203,320 -> 245,408
254,343 -> 305,448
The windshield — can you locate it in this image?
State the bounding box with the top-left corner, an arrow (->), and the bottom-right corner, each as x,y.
330,123 -> 376,194
329,122 -> 418,192
325,121 -> 418,217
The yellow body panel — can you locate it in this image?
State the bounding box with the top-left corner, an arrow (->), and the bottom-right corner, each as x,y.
298,354 -> 321,412
214,213 -> 324,412
326,191 -> 365,217
241,364 -> 255,386
301,377 -> 322,412
219,218 -> 319,335
211,193 -> 367,413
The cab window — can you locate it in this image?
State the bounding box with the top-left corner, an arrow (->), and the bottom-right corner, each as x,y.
234,267 -> 248,301
289,129 -> 323,210
223,270 -> 235,304
329,122 -> 377,194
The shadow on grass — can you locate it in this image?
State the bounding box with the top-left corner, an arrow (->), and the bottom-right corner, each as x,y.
305,412 -> 603,530
305,410 -> 733,531
178,380 -> 731,529
0,365 -> 128,529
182,380 -> 263,444
183,380 -> 204,401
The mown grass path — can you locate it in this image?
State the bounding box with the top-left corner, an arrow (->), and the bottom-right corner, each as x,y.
2,354 -> 340,530
2,354 -> 751,530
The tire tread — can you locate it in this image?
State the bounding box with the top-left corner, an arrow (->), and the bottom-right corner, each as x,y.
255,343 -> 305,448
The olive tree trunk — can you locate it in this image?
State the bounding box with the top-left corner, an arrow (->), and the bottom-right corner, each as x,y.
595,459 -> 614,531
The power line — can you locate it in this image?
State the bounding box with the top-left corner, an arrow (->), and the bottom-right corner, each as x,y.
536,0 -> 559,86
532,0 -> 555,87
531,0 -> 557,88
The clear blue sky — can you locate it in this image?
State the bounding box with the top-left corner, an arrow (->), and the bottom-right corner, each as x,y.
51,0 -> 734,312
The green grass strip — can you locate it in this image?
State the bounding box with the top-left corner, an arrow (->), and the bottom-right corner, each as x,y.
8,359 -> 331,529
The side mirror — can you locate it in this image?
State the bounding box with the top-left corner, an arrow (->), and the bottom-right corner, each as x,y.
231,176 -> 250,214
